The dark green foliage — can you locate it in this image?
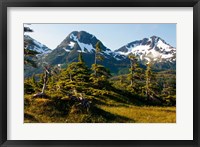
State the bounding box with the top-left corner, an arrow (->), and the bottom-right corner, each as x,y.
90,64 -> 111,89
25,59 -> 176,105
89,42 -> 112,89
145,63 -> 153,99
127,54 -> 145,94
24,82 -> 35,94
143,63 -> 162,103
95,41 -> 104,64
66,61 -> 90,82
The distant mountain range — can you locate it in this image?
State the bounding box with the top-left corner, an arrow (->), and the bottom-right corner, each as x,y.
24,31 -> 176,77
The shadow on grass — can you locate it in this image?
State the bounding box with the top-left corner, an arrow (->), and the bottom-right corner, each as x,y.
24,112 -> 39,123
92,98 -> 130,107
90,105 -> 135,123
160,109 -> 176,113
92,87 -> 146,107
107,86 -> 170,107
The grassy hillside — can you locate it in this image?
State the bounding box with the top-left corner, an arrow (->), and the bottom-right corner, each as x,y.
24,74 -> 176,123
24,56 -> 176,123
24,93 -> 176,123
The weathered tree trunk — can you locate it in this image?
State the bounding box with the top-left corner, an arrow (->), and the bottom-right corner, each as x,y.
130,60 -> 134,86
33,66 -> 49,98
69,73 -> 72,81
131,70 -> 134,86
146,88 -> 150,100
41,71 -> 48,94
94,68 -> 97,77
146,64 -> 151,100
94,49 -> 97,65
94,53 -> 97,77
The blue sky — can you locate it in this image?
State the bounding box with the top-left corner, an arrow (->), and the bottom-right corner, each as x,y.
25,23 -> 176,50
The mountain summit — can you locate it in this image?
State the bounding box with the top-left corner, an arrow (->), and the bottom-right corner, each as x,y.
56,31 -> 114,57
115,36 -> 176,62
43,31 -> 118,72
115,35 -> 176,63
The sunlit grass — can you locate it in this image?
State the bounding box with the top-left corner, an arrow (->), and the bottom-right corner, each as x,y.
24,92 -> 176,123
98,105 -> 176,123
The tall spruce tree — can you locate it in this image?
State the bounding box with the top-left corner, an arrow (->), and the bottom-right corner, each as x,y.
66,52 -> 90,82
128,54 -> 137,86
90,41 -> 111,88
145,62 -> 159,100
127,54 -> 144,93
93,41 -> 104,76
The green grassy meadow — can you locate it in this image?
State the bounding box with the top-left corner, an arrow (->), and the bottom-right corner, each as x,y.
24,86 -> 176,123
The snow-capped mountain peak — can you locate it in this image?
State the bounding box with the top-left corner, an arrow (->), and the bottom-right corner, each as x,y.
24,35 -> 52,54
115,36 -> 176,63
56,31 -> 113,57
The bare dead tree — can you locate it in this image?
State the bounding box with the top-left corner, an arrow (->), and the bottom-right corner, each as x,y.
41,65 -> 50,94
33,64 -> 51,98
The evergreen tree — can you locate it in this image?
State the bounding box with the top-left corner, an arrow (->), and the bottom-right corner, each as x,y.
145,63 -> 152,99
90,41 -> 111,88
24,26 -> 38,68
161,75 -> 176,105
127,54 -> 144,93
94,41 -> 104,76
144,63 -> 159,100
66,54 -> 90,82
66,62 -> 90,82
128,54 -> 138,86
24,78 -> 35,94
30,74 -> 38,91
56,55 -> 91,95
90,64 -> 111,88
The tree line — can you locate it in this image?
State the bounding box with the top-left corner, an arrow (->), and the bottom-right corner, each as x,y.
25,38 -> 176,106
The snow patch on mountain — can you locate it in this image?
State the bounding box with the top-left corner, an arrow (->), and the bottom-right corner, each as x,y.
104,49 -> 112,55
157,40 -> 170,50
161,54 -> 174,59
33,40 -> 44,48
70,33 -> 95,53
63,47 -> 71,52
68,41 -> 75,48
